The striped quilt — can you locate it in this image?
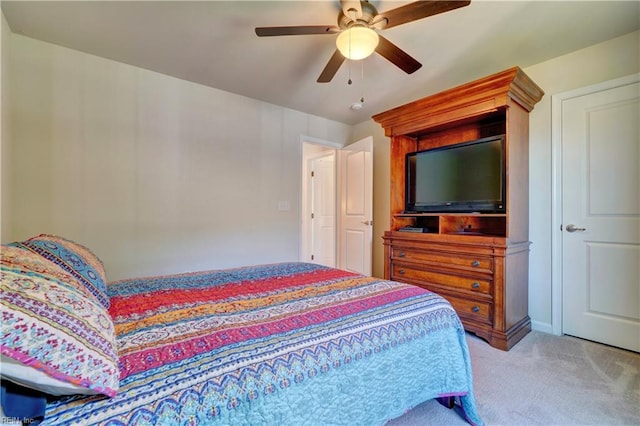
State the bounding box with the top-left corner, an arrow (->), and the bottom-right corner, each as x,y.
43,262 -> 482,425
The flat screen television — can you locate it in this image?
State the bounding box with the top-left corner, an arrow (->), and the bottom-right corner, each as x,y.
405,135 -> 506,213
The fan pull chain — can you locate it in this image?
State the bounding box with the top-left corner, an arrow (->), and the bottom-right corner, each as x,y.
348,29 -> 353,85
360,59 -> 365,104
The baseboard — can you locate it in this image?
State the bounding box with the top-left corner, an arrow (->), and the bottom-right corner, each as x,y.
531,320 -> 556,335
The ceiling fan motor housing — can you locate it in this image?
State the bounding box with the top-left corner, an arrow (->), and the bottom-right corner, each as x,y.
338,1 -> 379,29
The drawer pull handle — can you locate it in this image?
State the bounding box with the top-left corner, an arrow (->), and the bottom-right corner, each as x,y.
472,306 -> 480,313
398,269 -> 405,275
471,261 -> 480,267
472,282 -> 480,289
398,252 -> 405,257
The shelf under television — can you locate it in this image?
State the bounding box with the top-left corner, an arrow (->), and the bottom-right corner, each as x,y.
392,212 -> 507,237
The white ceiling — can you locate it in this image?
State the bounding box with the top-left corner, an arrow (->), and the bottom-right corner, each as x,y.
2,1 -> 638,125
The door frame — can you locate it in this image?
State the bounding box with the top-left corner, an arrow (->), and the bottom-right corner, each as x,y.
550,73 -> 640,336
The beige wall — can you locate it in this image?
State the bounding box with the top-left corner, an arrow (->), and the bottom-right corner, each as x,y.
1,13 -> 11,242
359,30 -> 640,332
2,33 -> 352,281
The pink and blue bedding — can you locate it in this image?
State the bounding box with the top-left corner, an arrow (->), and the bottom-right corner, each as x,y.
2,238 -> 482,425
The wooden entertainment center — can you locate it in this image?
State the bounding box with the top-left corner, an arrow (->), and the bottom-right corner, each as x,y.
373,67 -> 543,350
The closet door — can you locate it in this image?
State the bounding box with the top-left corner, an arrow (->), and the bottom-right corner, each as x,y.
560,75 -> 639,352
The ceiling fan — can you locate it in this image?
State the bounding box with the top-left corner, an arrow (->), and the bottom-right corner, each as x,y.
255,0 -> 471,83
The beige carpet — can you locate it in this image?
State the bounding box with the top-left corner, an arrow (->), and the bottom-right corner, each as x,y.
388,331 -> 640,426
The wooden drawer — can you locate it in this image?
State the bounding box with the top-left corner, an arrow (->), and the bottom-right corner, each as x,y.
391,264 -> 492,295
445,294 -> 492,324
391,247 -> 493,272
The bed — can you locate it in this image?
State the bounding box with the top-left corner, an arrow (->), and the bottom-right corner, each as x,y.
1,235 -> 482,425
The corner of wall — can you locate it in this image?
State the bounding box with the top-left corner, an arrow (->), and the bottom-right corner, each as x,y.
1,10 -> 12,243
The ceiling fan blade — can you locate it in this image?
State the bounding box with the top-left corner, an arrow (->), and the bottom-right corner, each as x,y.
317,50 -> 346,83
255,26 -> 340,37
376,0 -> 471,30
375,35 -> 422,75
340,0 -> 363,19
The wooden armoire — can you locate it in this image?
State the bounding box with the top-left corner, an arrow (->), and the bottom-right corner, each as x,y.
373,67 -> 543,350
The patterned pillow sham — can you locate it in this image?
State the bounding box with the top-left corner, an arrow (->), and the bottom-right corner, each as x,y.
1,244 -> 99,303
10,234 -> 109,308
0,246 -> 120,397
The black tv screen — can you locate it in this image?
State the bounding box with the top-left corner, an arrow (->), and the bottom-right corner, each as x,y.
405,135 -> 506,213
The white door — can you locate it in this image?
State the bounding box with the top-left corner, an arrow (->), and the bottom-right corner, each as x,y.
559,75 -> 639,352
310,153 -> 336,267
338,137 -> 373,276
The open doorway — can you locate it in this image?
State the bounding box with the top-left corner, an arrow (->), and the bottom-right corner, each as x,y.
301,138 -> 338,267
300,136 -> 373,275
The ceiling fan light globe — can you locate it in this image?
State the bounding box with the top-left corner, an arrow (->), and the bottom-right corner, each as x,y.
336,27 -> 379,60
